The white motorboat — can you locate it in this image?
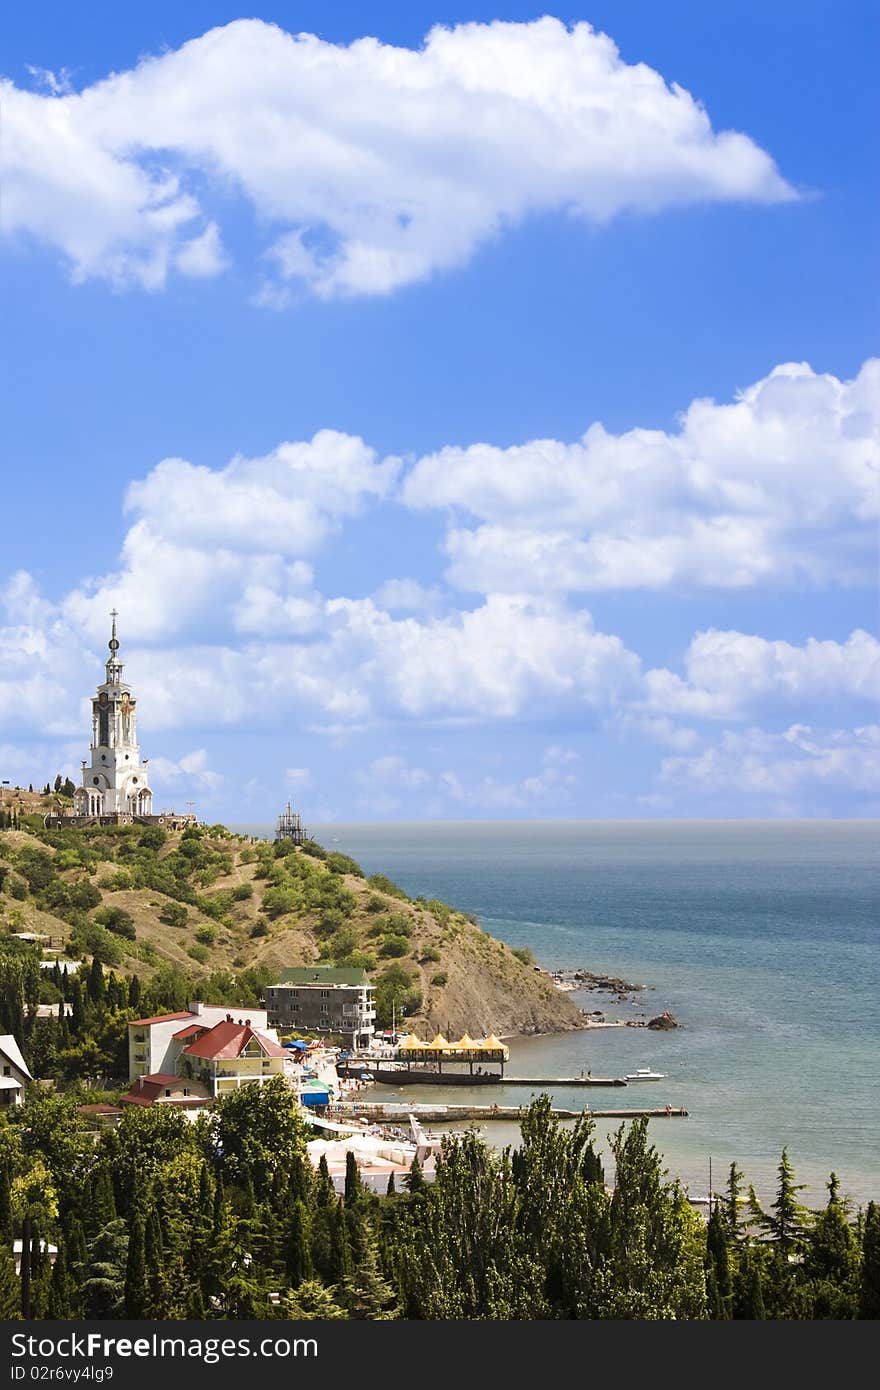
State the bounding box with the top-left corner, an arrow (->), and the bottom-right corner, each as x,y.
624,1067 -> 666,1081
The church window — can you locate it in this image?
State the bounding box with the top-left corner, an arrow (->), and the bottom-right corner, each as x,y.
92,777 -> 100,785
132,777 -> 138,784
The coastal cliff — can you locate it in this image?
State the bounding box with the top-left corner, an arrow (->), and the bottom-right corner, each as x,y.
0,819 -> 584,1038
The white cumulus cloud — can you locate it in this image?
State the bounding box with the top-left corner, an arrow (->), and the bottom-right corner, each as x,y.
1,16 -> 793,296
403,359 -> 880,592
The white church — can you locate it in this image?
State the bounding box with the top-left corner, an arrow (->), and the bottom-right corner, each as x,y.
72,611 -> 154,820
46,613 -> 193,830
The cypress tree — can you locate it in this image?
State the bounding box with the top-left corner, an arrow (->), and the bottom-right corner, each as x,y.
145,1207 -> 175,1319
385,1172 -> 396,1197
87,957 -> 105,1007
733,1247 -> 766,1320
859,1201 -> 880,1319
186,1284 -> 206,1319
344,1150 -> 363,1207
315,1155 -> 335,1207
70,979 -> 84,1037
329,1201 -> 353,1282
88,1167 -> 117,1236
286,1200 -> 313,1287
0,1241 -> 19,1319
124,1210 -> 146,1318
404,1155 -> 425,1193
706,1205 -> 732,1318
128,975 -> 141,1010
0,1159 -> 13,1243
48,1240 -> 73,1319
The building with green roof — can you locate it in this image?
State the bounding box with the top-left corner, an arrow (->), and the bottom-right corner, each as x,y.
266,966 -> 375,1047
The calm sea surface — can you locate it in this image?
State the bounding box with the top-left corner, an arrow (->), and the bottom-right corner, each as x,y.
233,820 -> 879,1206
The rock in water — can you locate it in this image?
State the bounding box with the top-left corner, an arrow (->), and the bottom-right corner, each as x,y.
647,1011 -> 679,1030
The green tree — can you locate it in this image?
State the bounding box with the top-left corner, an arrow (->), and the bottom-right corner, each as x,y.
859,1201 -> 880,1319
124,1209 -> 147,1318
802,1174 -> 859,1318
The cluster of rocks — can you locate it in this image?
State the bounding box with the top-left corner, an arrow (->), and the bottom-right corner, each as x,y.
546,968 -> 644,995
627,1011 -> 680,1031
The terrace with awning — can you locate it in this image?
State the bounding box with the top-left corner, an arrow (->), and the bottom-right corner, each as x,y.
394,1032 -> 509,1077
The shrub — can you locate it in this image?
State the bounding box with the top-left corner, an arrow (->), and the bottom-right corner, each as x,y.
196,925 -> 217,946
364,894 -> 387,914
315,908 -> 344,938
138,827 -> 167,850
386,911 -> 413,937
367,873 -> 409,901
340,950 -> 377,972
17,851 -> 56,892
232,882 -> 253,901
512,946 -> 535,966
70,922 -> 123,967
250,921 -> 269,939
430,972 -> 448,987
301,838 -> 328,860
262,884 -> 303,919
159,902 -> 188,929
379,934 -> 409,958
188,944 -> 210,964
94,906 -> 136,940
6,876 -> 27,900
68,881 -> 102,911
326,851 -> 364,878
374,963 -> 422,1025
420,946 -> 442,963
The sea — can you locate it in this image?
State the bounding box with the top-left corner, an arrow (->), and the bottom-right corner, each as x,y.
232,820 -> 879,1208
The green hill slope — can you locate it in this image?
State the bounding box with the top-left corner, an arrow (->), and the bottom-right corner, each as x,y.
0,820 -> 584,1038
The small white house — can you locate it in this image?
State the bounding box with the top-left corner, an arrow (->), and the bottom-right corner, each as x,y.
0,1036 -> 32,1107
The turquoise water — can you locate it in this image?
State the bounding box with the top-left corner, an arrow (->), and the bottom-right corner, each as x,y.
236,820 -> 879,1207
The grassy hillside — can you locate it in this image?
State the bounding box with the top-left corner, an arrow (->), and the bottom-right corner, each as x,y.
0,820 -> 584,1038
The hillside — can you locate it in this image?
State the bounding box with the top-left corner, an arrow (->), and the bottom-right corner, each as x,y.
0,820 -> 585,1038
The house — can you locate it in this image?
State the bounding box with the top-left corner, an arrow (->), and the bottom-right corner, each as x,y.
265,967 -> 376,1048
119,1073 -> 212,1109
0,1036 -> 31,1107
177,1019 -> 288,1098
127,1000 -> 270,1080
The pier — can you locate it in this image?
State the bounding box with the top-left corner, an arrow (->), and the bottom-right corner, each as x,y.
329,1101 -> 688,1123
503,1075 -> 627,1087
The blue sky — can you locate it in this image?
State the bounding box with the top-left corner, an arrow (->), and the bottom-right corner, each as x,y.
1,2 -> 877,820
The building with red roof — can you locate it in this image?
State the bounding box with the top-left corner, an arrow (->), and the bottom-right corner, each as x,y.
127,1000 -> 271,1081
179,1020 -> 287,1098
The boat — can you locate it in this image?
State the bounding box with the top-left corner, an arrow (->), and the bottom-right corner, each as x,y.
624,1067 -> 666,1081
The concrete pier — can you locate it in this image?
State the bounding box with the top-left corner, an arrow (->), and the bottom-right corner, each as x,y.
331,1102 -> 688,1123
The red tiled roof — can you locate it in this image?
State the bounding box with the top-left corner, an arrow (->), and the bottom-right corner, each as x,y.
183,1020 -> 286,1061
128,1012 -> 195,1028
120,1094 -> 210,1109
77,1104 -> 123,1115
172,1023 -> 209,1040
138,1072 -> 182,1086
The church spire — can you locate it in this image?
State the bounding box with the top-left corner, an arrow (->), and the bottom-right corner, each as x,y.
106,608 -> 123,683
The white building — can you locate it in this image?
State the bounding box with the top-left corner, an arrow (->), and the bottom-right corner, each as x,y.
73,611 -> 153,820
127,1000 -> 271,1080
0,1035 -> 32,1107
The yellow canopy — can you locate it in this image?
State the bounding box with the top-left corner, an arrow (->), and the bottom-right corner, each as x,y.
454,1033 -> 477,1050
480,1034 -> 509,1054
427,1033 -> 450,1050
396,1034 -> 424,1051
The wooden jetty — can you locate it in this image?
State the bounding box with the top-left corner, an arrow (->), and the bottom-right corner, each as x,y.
503,1075 -> 628,1087
331,1102 -> 688,1123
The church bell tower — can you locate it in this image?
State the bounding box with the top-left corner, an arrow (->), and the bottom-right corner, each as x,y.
73,612 -> 153,820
